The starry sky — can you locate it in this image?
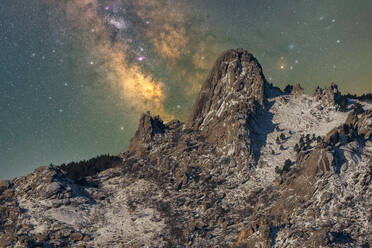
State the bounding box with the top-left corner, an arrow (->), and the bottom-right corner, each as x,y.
1,0 -> 372,179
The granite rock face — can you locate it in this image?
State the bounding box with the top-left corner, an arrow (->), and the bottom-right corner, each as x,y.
313,82 -> 342,108
186,49 -> 269,164
1,49 -> 371,248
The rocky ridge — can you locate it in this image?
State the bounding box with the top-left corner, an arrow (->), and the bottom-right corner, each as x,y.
1,49 -> 371,248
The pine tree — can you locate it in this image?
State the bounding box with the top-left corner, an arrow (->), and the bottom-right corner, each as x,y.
299,136 -> 305,145
294,143 -> 300,153
283,159 -> 292,172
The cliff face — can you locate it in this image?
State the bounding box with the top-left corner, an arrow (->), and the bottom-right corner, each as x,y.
188,49 -> 267,129
186,49 -> 268,165
1,49 -> 371,248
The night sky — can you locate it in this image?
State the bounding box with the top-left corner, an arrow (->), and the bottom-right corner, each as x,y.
1,0 -> 372,179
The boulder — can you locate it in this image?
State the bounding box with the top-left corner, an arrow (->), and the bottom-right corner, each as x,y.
0,180 -> 10,193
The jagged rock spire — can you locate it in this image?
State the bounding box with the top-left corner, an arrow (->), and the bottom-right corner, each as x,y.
128,112 -> 166,155
313,82 -> 341,107
129,49 -> 269,161
184,49 -> 268,160
187,49 -> 267,131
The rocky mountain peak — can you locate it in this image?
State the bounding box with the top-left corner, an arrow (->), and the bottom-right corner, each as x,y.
184,49 -> 269,159
128,112 -> 166,155
1,49 -> 371,248
188,49 -> 267,130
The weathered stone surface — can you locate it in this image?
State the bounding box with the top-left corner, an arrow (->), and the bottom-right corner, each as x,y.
35,232 -> 49,242
0,49 -> 371,248
0,180 -> 10,193
69,232 -> 84,241
185,49 -> 267,163
313,82 -> 341,107
43,182 -> 62,198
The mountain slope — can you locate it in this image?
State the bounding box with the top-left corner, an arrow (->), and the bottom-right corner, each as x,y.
1,49 -> 371,248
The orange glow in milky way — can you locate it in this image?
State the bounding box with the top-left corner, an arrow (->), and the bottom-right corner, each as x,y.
101,43 -> 169,118
48,0 -> 227,122
60,0 -> 174,121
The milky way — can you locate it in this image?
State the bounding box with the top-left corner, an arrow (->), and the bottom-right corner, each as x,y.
53,0 -> 225,120
1,0 -> 372,179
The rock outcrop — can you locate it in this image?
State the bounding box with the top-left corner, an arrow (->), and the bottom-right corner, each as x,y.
128,112 -> 167,156
313,82 -> 342,108
1,49 -> 371,248
284,83 -> 304,95
186,49 -> 268,164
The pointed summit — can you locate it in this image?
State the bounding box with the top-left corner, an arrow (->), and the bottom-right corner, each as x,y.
127,49 -> 270,161
185,49 -> 268,159
128,112 -> 166,156
187,49 -> 267,131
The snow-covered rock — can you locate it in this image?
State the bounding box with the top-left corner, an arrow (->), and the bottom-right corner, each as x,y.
1,49 -> 371,248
